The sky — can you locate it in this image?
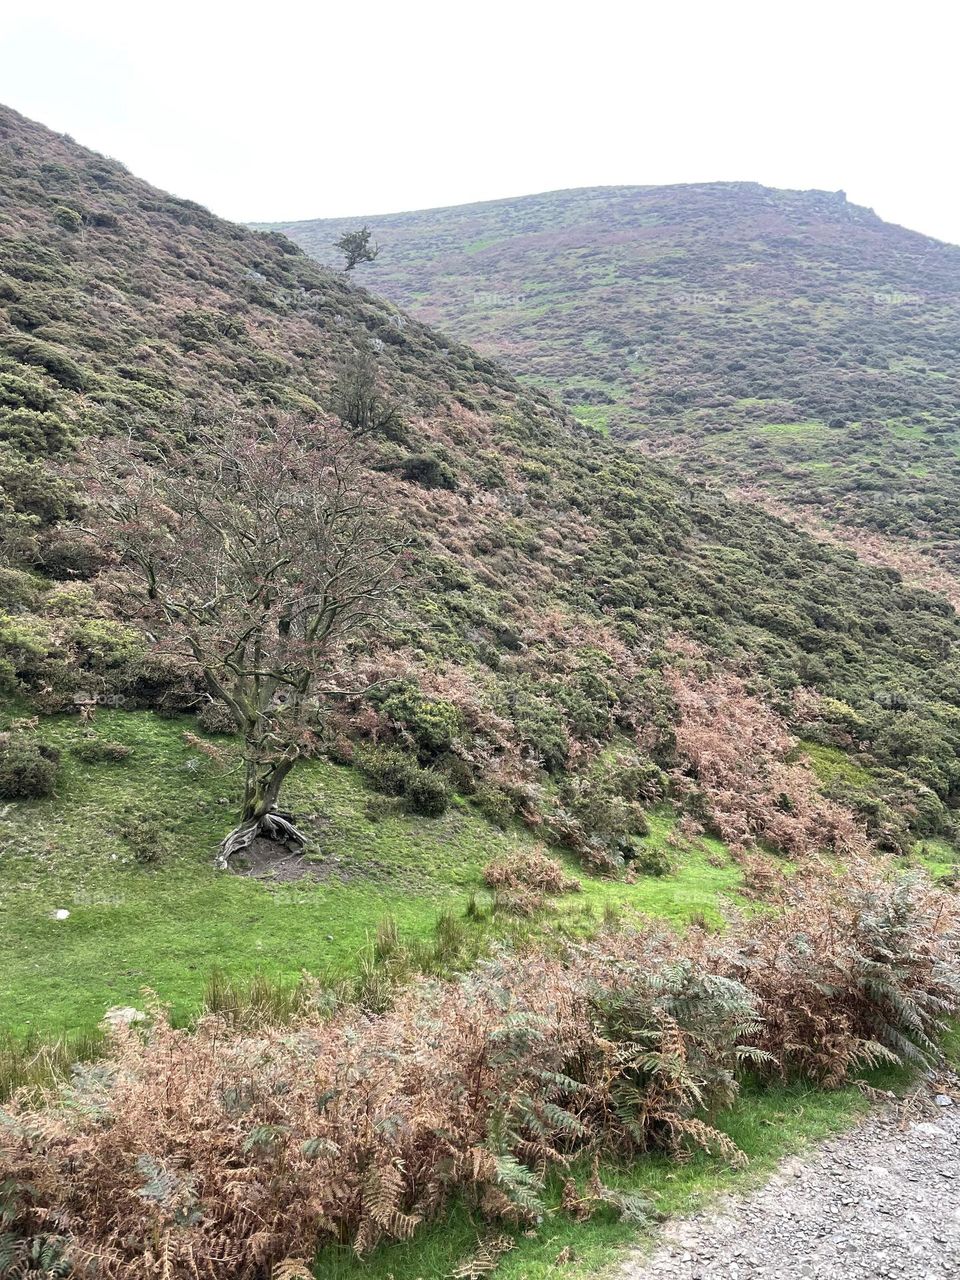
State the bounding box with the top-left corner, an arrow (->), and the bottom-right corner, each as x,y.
2,0 -> 959,243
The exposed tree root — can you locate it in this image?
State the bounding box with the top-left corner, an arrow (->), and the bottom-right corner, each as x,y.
216,810 -> 306,870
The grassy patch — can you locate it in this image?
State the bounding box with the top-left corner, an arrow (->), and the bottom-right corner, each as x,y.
577,812 -> 742,928
798,740 -> 874,788
914,837 -> 958,879
0,712 -> 742,1037
570,404 -> 612,435
0,710 -> 537,1034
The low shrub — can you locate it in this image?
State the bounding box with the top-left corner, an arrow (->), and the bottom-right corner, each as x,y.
630,841 -> 674,877
116,809 -> 170,866
483,848 -> 581,895
36,531 -> 106,578
374,680 -> 462,760
509,688 -> 570,774
53,205 -> 83,232
471,781 -> 515,828
400,453 -> 457,489
608,754 -> 669,805
0,734 -> 59,799
548,774 -> 649,871
325,734 -> 355,766
356,745 -> 450,817
196,698 -> 236,735
401,769 -> 449,817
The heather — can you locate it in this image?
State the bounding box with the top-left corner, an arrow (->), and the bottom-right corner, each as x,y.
2,859 -> 957,1278
2,103 -> 960,1280
270,184 -> 960,592
3,104 -> 960,868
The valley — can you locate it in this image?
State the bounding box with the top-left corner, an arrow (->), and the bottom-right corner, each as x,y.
0,103 -> 958,1279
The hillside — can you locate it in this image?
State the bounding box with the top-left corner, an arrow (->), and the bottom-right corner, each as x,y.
267,185 -> 960,598
2,104 -> 960,1036
4,102 -> 960,1280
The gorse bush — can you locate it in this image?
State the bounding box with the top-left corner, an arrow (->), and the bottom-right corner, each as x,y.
0,734 -> 59,799
53,205 -> 82,232
399,453 -> 457,489
356,745 -> 450,816
2,860 -> 956,1278
470,780 -> 516,828
373,680 -> 463,760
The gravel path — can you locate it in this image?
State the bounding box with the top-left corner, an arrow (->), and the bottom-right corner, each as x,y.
614,1081 -> 960,1280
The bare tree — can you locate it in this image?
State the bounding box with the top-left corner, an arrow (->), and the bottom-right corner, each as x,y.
84,419 -> 406,863
335,225 -> 380,272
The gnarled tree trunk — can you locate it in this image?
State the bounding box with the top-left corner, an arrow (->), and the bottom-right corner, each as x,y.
216,757 -> 305,869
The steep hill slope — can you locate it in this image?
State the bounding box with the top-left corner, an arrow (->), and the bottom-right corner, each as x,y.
268,185 -> 960,594
2,105 -> 960,912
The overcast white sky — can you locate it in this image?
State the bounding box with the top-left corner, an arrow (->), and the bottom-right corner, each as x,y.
2,1 -> 958,242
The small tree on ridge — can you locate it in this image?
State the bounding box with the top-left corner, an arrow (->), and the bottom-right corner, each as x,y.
335,225 -> 380,272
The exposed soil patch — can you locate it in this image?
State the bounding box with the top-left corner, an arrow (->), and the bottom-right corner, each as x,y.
232,837 -> 326,883
230,815 -> 418,887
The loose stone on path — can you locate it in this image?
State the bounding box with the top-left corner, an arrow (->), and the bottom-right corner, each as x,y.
613,1081 -> 960,1280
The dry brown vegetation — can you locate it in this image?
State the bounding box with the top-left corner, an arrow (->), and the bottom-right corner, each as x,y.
482,847 -> 582,916
3,860 -> 957,1278
483,847 -> 582,895
666,649 -> 868,859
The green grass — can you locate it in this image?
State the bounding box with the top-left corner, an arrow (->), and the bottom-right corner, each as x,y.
570,404 -> 612,436
577,812 -> 742,928
798,740 -> 874,788
0,711 -> 743,1038
914,837 -> 958,879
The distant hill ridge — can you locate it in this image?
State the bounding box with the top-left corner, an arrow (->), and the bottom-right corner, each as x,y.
266,182 -> 960,597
